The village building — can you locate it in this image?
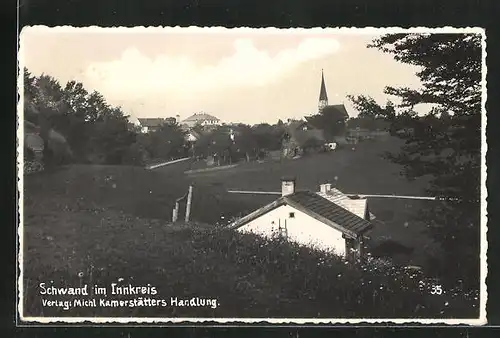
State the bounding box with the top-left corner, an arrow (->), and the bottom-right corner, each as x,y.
137,116 -> 179,133
181,113 -> 221,129
25,121 -> 44,161
230,177 -> 374,261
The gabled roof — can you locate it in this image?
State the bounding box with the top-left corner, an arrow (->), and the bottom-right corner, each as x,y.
323,104 -> 349,119
187,130 -> 202,139
183,113 -> 220,122
230,190 -> 373,238
317,188 -> 376,220
137,118 -> 166,127
25,133 -> 44,152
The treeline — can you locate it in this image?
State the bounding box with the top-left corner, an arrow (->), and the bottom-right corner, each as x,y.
23,69 -> 344,168
23,69 -> 141,167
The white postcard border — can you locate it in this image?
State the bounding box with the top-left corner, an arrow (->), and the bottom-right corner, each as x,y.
17,26 -> 488,325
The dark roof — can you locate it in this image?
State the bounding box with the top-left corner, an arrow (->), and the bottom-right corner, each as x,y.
138,118 -> 167,127
319,70 -> 328,102
323,104 -> 349,119
284,121 -> 325,145
230,190 -> 373,238
188,130 -> 202,139
183,113 -> 220,122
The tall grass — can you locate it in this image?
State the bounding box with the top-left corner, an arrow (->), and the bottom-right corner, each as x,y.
21,164 -> 479,319
23,225 -> 479,319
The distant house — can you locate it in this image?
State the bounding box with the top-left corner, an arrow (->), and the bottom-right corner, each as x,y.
320,104 -> 350,120
179,124 -> 203,143
395,127 -> 415,137
281,120 -> 325,158
181,113 -> 221,128
164,117 -> 177,125
137,117 -> 178,133
317,70 -> 350,118
230,177 -> 374,261
25,132 -> 44,160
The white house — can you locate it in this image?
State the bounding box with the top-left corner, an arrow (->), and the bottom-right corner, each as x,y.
229,177 -> 374,260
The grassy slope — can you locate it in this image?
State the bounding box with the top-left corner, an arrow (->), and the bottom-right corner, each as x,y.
22,161 -> 478,319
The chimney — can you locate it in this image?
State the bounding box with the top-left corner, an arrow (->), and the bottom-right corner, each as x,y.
281,176 -> 296,197
320,183 -> 332,193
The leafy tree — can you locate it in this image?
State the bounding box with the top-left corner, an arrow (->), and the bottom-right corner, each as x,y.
87,108 -> 137,164
307,105 -> 348,138
23,70 -> 72,166
302,137 -> 324,153
148,123 -> 187,161
23,68 -> 139,166
348,95 -> 397,120
347,95 -> 396,132
350,33 -> 482,290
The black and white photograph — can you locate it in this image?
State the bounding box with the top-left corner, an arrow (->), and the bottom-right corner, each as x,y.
17,26 -> 487,324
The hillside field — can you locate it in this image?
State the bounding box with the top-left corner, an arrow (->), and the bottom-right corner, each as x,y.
170,137 -> 442,268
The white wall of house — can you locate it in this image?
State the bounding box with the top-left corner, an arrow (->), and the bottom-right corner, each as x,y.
236,204 -> 346,257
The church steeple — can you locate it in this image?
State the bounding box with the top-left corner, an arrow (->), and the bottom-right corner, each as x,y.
318,69 -> 328,111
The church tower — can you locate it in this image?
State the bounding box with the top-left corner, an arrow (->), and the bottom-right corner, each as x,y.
318,69 -> 328,111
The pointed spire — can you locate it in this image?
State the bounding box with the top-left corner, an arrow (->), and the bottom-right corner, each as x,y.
318,69 -> 328,111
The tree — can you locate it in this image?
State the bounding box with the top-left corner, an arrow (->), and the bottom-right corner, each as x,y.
24,71 -> 72,166
252,123 -> 284,152
149,123 -> 186,161
348,95 -> 397,121
351,33 -> 482,290
307,105 -> 348,138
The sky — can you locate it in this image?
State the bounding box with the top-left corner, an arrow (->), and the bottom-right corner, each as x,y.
20,27 -> 424,125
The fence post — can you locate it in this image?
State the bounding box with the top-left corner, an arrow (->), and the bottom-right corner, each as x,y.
185,185 -> 193,222
172,202 -> 179,222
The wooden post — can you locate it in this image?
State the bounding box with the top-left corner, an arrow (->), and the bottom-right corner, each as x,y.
185,185 -> 193,222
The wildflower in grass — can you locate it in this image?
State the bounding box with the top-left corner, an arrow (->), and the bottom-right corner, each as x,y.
78,272 -> 84,278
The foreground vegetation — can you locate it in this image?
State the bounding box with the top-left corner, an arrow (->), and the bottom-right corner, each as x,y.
22,166 -> 479,319
23,213 -> 480,319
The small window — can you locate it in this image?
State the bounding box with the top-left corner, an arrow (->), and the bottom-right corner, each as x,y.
289,212 -> 295,218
